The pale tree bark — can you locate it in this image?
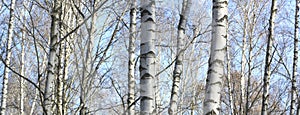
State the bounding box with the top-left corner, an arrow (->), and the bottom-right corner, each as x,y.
1,0 -> 16,114
19,1 -> 29,114
203,0 -> 228,114
240,10 -> 247,115
291,0 -> 299,114
262,0 -> 277,115
140,0 -> 156,114
128,0 -> 137,114
20,4 -> 26,114
226,34 -> 234,115
169,0 -> 191,114
44,0 -> 62,114
62,1 -> 75,113
57,0 -> 73,114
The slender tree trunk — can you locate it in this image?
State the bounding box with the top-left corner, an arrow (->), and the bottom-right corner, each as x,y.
1,0 -> 16,114
44,0 -> 62,114
226,34 -> 234,115
262,0 -> 277,115
169,0 -> 191,114
203,0 -> 228,114
245,30 -> 253,115
240,14 -> 247,115
140,0 -> 156,114
19,2 -> 27,114
57,38 -> 64,115
20,30 -> 25,115
128,0 -> 137,114
291,0 -> 299,114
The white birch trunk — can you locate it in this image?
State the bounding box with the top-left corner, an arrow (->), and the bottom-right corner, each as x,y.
19,2 -> 27,114
203,0 -> 228,114
226,35 -> 234,115
128,0 -> 137,114
291,0 -> 299,114
245,30 -> 252,115
169,0 -> 191,114
44,0 -> 61,114
262,0 -> 277,115
1,0 -> 16,114
20,14 -> 26,115
140,0 -> 156,114
240,16 -> 247,115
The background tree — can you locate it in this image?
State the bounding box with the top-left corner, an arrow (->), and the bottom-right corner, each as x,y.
203,0 -> 228,114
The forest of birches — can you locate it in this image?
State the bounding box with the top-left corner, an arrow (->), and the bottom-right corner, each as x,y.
0,0 -> 299,114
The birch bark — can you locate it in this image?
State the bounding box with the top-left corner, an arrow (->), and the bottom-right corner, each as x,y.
128,0 -> 137,114
203,0 -> 228,114
140,0 -> 156,114
226,34 -> 234,115
44,0 -> 62,114
169,0 -> 191,114
1,0 -> 16,114
19,1 -> 27,114
262,0 -> 277,115
291,0 -> 299,114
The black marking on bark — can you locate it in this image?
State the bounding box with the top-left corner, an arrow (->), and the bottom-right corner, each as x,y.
141,96 -> 154,101
141,73 -> 153,79
145,17 -> 154,22
139,65 -> 147,71
207,69 -> 218,75
210,81 -> 222,86
141,9 -> 152,17
205,110 -> 217,115
215,46 -> 226,52
205,99 -> 217,103
147,51 -> 155,58
213,5 -> 223,9
216,15 -> 228,22
209,59 -> 224,68
178,14 -> 184,30
222,34 -> 228,39
175,60 -> 183,65
214,24 -> 225,27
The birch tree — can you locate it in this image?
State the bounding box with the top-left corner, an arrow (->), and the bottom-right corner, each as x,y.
20,3 -> 27,114
240,6 -> 247,115
128,0 -> 137,114
262,0 -> 277,115
44,0 -> 62,114
291,0 -> 299,114
203,0 -> 228,114
140,0 -> 156,114
1,0 -> 16,114
226,32 -> 234,115
169,0 -> 191,114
